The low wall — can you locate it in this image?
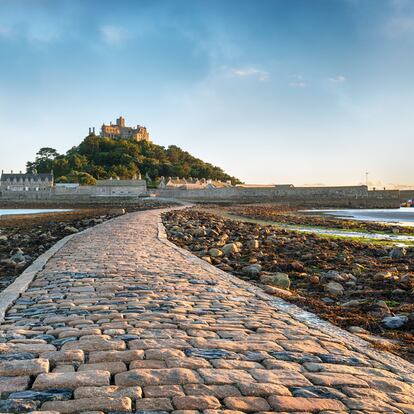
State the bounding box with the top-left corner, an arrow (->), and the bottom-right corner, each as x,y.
0,185 -> 401,208
151,186 -> 401,208
0,191 -> 149,205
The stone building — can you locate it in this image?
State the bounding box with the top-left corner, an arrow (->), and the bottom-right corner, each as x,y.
96,116 -> 151,142
0,171 -> 54,192
54,178 -> 147,197
158,176 -> 232,190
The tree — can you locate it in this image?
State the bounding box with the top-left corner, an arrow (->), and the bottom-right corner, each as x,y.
26,135 -> 241,185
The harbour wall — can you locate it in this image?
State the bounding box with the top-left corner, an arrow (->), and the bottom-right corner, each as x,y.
151,186 -> 401,208
0,185 -> 401,208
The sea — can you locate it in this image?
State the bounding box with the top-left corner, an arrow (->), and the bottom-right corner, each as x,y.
0,209 -> 71,217
306,207 -> 414,227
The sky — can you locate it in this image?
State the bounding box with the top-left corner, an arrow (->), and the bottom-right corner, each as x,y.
0,0 -> 413,187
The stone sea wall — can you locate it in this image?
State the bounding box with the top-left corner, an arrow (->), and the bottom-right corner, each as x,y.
0,185 -> 401,208
151,186 -> 401,208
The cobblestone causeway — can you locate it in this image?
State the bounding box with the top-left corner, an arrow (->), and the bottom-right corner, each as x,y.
0,208 -> 413,413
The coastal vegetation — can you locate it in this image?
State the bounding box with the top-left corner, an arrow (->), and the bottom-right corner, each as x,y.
26,135 -> 240,185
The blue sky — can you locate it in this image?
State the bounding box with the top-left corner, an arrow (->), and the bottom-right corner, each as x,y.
1,0 -> 413,186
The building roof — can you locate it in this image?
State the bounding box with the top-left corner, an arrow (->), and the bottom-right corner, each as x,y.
1,173 -> 53,182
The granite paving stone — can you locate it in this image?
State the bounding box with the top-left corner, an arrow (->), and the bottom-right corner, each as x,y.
0,208 -> 413,413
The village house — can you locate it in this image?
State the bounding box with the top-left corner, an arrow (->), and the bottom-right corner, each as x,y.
158,176 -> 232,190
0,171 -> 54,192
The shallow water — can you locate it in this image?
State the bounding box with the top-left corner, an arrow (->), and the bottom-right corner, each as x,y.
304,207 -> 414,227
0,209 -> 71,217
222,212 -> 414,245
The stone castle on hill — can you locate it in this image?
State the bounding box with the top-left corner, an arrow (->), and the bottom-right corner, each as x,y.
89,116 -> 151,143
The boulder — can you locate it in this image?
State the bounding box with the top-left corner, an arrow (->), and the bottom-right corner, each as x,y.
381,315 -> 408,329
10,251 -> 26,263
247,239 -> 259,249
324,281 -> 344,296
208,248 -> 222,257
64,226 -> 79,234
389,247 -> 406,259
221,243 -> 239,256
260,272 -> 291,290
242,264 -> 262,277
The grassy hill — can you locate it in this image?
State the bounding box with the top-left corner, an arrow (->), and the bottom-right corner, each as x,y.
26,134 -> 241,186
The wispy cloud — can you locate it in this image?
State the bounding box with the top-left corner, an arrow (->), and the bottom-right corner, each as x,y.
288,75 -> 306,88
329,75 -> 346,83
288,81 -> 306,88
100,25 -> 126,46
230,67 -> 269,81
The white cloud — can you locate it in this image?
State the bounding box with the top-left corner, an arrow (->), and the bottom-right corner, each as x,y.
329,75 -> 346,83
288,81 -> 306,88
288,74 -> 306,88
100,25 -> 126,46
230,68 -> 269,81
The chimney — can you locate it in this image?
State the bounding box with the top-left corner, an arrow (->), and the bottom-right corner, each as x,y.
89,127 -> 91,134
93,127 -> 95,134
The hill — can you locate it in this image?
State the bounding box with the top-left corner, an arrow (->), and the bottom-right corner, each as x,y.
26,134 -> 241,186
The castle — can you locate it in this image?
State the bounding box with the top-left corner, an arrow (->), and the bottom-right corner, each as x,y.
89,116 -> 151,142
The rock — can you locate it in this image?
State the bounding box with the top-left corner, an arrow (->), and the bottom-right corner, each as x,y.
32,370 -> 110,390
41,396 -> 132,413
399,273 -> 414,290
260,272 -> 291,290
247,239 -> 259,249
201,256 -> 212,264
348,326 -> 369,334
309,275 -> 319,285
221,243 -> 239,256
0,358 -> 49,376
208,248 -> 222,257
0,376 -> 30,393
64,226 -> 79,234
389,247 -> 406,259
324,281 -> 344,296
0,235 -> 8,242
0,400 -> 39,412
381,315 -> 408,329
8,389 -> 73,402
340,299 -> 367,307
109,208 -> 126,215
242,264 -> 262,277
290,261 -> 304,272
10,251 -> 26,263
263,285 -> 293,298
373,271 -> 393,281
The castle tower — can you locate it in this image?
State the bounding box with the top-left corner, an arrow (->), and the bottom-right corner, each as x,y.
116,116 -> 125,128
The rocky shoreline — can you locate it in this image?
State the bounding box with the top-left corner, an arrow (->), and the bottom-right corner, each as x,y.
163,208 -> 414,362
217,204 -> 414,235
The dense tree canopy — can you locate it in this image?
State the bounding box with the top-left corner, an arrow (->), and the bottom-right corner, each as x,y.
26,134 -> 241,186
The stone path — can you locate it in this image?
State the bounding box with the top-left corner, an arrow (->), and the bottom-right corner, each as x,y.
0,208 -> 413,413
